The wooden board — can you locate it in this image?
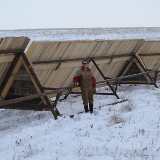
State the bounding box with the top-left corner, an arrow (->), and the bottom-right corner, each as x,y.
26,39 -> 144,89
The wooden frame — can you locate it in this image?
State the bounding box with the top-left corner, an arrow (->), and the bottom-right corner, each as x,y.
1,38 -> 160,120
0,49 -> 64,119
63,57 -> 158,99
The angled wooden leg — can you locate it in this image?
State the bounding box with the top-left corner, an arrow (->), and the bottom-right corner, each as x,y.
135,56 -> 158,88
52,92 -> 63,116
91,59 -> 119,99
117,56 -> 135,85
64,86 -> 74,99
21,52 -> 61,119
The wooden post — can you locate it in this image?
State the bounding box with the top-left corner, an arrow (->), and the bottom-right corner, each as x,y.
21,52 -> 61,119
0,89 -> 64,107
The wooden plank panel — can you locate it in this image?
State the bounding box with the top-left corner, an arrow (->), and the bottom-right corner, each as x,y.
142,59 -> 160,70
0,37 -> 13,50
0,63 -> 11,86
26,39 -> 143,61
33,57 -> 129,70
136,41 -> 160,73
0,54 -> 15,63
0,37 -> 30,50
32,57 -> 129,89
0,36 -> 30,100
137,41 -> 160,54
25,39 -> 144,90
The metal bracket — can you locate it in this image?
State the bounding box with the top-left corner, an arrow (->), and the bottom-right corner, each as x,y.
55,62 -> 61,71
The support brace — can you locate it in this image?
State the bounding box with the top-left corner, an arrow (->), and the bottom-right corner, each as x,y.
91,59 -> 120,99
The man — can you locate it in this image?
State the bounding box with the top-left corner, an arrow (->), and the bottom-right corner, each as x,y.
73,59 -> 96,113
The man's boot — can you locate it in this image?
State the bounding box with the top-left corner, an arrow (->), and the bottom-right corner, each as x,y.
89,104 -> 93,113
84,105 -> 89,112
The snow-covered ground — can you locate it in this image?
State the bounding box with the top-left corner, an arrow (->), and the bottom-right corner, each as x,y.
0,28 -> 160,160
1,27 -> 160,42
0,83 -> 160,160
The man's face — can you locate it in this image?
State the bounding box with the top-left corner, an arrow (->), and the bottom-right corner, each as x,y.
82,61 -> 88,68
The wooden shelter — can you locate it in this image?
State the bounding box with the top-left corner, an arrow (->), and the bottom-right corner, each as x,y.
26,39 -> 158,99
0,37 -> 160,119
0,37 -> 64,119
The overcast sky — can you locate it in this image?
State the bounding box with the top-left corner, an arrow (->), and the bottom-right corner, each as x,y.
0,0 -> 160,30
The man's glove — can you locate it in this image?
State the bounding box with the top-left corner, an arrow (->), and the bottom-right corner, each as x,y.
93,87 -> 96,93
